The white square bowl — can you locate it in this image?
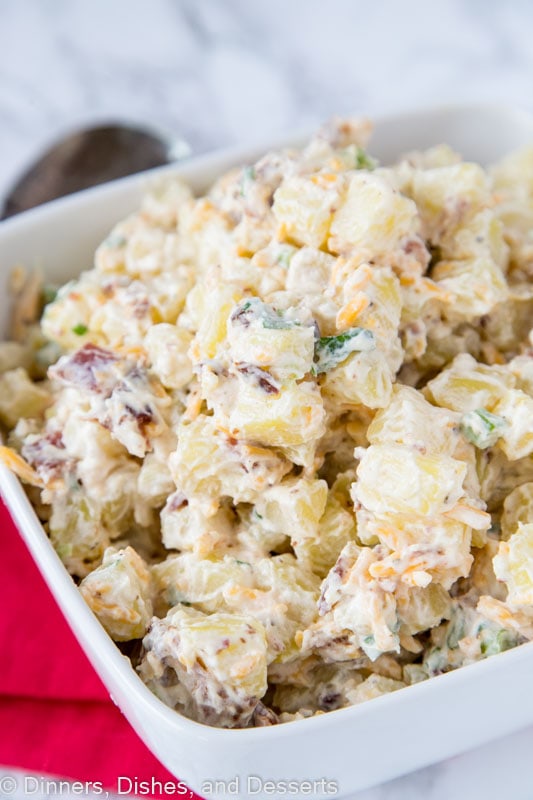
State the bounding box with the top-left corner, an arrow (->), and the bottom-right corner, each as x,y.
3,105 -> 533,800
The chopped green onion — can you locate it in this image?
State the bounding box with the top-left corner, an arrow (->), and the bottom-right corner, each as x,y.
42,285 -> 58,306
360,633 -> 383,661
240,165 -> 256,195
276,248 -> 294,269
103,234 -> 127,248
343,145 -> 377,171
446,613 -> 465,650
72,323 -> 88,336
231,297 -> 298,330
479,625 -> 517,656
313,327 -> 375,374
460,408 -> 507,449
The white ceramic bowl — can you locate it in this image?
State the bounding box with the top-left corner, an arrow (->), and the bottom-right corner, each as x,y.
3,106 -> 533,800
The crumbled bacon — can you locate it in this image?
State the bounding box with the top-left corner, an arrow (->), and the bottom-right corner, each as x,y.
236,363 -> 280,395
22,430 -> 73,484
50,344 -> 119,393
168,492 -> 188,512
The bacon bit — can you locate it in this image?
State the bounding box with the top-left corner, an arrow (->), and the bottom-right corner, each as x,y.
21,431 -> 72,485
51,344 -> 118,392
336,293 -> 370,329
168,492 -> 188,512
236,363 -> 280,395
132,298 -> 150,319
0,446 -> 44,488
101,284 -> 115,298
124,404 -> 154,432
252,702 -> 279,727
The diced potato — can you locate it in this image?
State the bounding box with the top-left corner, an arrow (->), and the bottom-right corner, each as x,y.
432,255 -> 508,317
493,522 -> 533,606
286,247 -> 335,294
294,491 -> 357,577
80,546 -> 153,641
241,555 -> 320,662
160,492 -> 234,552
139,606 -> 268,727
0,341 -> 32,375
193,283 -> 243,361
440,209 -> 508,267
146,270 -> 193,324
137,451 -> 175,508
123,228 -> 180,277
228,298 -> 315,382
329,172 -> 418,255
229,378 -> 325,447
145,323 -> 193,389
354,444 -> 467,516
493,389 -> 533,460
41,275 -> 104,350
169,415 -> 291,508
152,553 -> 256,613
304,542 -> 400,659
321,349 -> 393,409
357,266 -> 403,340
273,172 -> 345,248
49,490 -> 110,578
357,510 -> 473,589
491,145 -> 533,193
0,368 -> 51,427
425,353 -> 514,412
367,384 -> 458,455
89,281 -> 154,348
396,583 -> 451,634
502,483 -> 533,540
141,177 -> 192,228
410,163 -> 489,237
508,354 -> 533,396
348,674 -> 406,704
254,477 -> 328,541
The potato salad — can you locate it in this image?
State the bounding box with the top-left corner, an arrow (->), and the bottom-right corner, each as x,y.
3,118 -> 533,728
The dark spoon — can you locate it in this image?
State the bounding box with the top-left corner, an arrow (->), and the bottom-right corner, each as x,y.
1,123 -> 190,219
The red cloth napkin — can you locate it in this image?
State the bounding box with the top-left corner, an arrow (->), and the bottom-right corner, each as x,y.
0,498 -> 202,799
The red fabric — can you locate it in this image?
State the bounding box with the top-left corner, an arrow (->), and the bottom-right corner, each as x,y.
0,499 -> 202,798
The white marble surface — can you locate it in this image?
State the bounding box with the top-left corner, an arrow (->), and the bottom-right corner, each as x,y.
2,0 -> 533,797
